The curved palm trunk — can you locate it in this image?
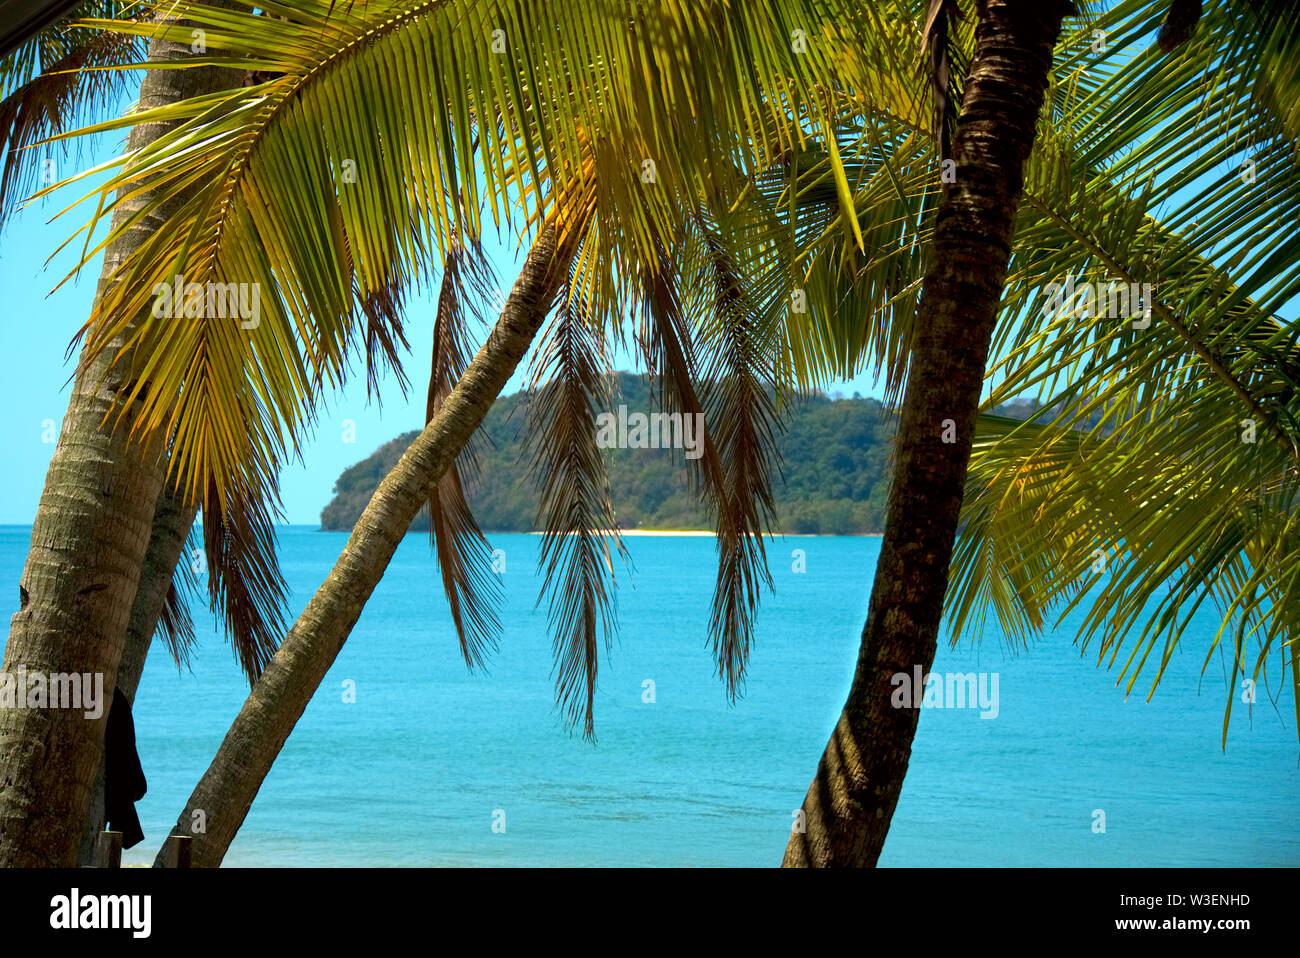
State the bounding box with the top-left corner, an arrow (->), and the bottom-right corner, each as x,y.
76,489 -> 198,865
0,25 -> 236,868
783,0 -> 1068,867
155,223 -> 569,867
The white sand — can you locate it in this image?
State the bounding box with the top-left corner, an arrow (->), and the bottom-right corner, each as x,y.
526,529 -> 881,537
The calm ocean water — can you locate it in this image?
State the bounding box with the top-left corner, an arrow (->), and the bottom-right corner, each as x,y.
1,525 -> 1296,866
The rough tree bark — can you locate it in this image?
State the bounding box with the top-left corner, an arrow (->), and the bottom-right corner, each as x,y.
75,489 -> 198,865
783,0 -> 1070,867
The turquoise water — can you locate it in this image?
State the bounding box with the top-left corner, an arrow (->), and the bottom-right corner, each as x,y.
1,525 -> 1296,866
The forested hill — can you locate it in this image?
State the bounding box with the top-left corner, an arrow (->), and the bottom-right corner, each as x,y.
320,373 -> 1039,535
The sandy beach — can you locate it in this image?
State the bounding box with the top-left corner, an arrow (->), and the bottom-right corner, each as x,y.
525,529 -> 882,537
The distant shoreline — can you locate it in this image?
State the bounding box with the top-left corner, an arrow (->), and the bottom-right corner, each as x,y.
521,529 -> 884,538
210,524 -> 889,537
304,523 -> 885,537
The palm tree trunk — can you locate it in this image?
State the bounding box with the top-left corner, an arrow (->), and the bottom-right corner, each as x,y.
76,489 -> 198,865
0,19 -> 236,868
154,222 -> 570,867
783,0 -> 1068,867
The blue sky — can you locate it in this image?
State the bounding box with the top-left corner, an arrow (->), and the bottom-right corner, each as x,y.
0,100 -> 890,526
10,26 -> 1270,530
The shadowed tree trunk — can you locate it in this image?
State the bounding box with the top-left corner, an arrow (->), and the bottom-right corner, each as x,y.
76,488 -> 198,865
155,222 -> 572,867
783,0 -> 1070,867
0,14 -> 236,868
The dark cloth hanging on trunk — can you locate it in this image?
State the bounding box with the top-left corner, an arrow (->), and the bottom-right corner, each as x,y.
104,686 -> 147,849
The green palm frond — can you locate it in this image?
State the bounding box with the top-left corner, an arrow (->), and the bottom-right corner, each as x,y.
992,78 -> 1300,462
765,114 -> 938,402
953,409 -> 1300,746
31,0 -> 919,524
1063,0 -> 1300,305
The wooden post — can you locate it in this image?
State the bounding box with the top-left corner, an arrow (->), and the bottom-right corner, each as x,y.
162,834 -> 192,868
95,831 -> 122,868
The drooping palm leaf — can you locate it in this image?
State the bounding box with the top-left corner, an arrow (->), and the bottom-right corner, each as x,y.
426,231 -> 500,667
524,205 -> 627,738
201,473 -> 288,685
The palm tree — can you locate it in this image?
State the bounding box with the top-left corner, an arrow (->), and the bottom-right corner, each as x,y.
0,1 -> 252,868
75,483 -> 199,863
784,0 -> 1300,864
7,0 -> 1121,869
947,0 -> 1300,750
16,0 -> 1290,871
162,214 -> 585,866
151,0 -> 1300,870
783,0 -> 1073,867
0,1 -> 188,861
47,0 -> 984,865
0,0 -> 396,866
3,0 -> 896,866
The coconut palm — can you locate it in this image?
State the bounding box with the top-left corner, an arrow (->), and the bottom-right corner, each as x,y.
947,0 -> 1300,749
783,0 -> 1300,865
2,0 -> 908,867
147,0 -> 1300,870
781,0 -> 1076,867
13,0 -> 1293,873
0,2 -> 199,861
31,0 -> 971,866
0,0 -> 271,868
0,0 -> 1087,869
0,0 -> 412,866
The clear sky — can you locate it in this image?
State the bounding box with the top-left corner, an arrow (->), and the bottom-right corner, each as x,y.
0,92 -> 890,526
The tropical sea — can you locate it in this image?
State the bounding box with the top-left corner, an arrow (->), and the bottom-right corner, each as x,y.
1,525 -> 1296,867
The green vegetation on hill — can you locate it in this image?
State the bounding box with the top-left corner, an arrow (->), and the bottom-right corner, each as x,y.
321,373 -> 1038,535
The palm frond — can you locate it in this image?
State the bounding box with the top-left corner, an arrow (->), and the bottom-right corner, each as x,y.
953,409 -> 1300,746
683,200 -> 786,699
525,218 -> 626,739
29,0 -> 935,515
201,474 -> 288,686
155,526 -> 199,669
426,233 -> 500,667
